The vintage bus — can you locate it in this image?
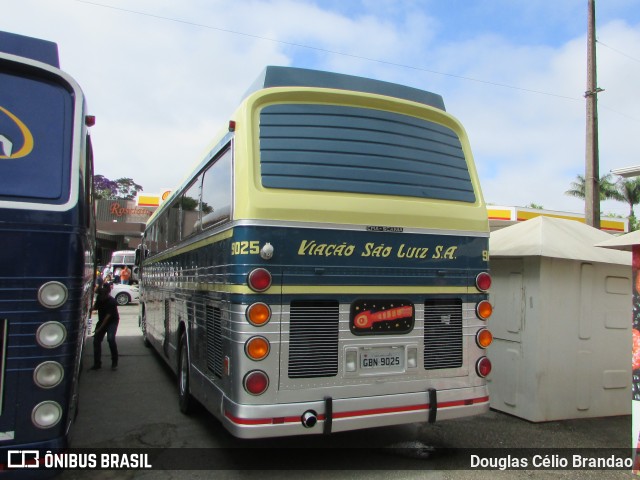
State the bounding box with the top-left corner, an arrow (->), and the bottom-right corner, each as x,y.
0,31 -> 95,464
138,66 -> 493,439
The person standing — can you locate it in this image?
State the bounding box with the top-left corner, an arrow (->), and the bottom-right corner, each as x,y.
120,265 -> 131,285
90,284 -> 120,371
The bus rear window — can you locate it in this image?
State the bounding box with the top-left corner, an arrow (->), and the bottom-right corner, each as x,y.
0,71 -> 73,203
259,104 -> 476,203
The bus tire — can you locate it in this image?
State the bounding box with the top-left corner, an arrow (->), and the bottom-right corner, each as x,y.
141,311 -> 151,348
178,333 -> 193,414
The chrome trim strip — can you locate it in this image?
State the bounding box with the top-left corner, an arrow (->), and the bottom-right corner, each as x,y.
232,219 -> 489,238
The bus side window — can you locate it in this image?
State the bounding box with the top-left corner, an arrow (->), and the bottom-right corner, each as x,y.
201,148 -> 232,230
182,176 -> 202,239
167,200 -> 181,247
158,213 -> 168,251
146,224 -> 157,255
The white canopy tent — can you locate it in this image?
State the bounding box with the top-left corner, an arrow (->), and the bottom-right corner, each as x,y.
488,216 -> 631,421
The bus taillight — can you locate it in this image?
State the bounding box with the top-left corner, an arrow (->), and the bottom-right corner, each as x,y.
32,401 -> 63,429
476,357 -> 492,378
36,322 -> 67,349
476,328 -> 493,349
247,268 -> 272,292
37,281 -> 68,309
243,370 -> 269,395
33,361 -> 64,388
245,336 -> 270,361
475,272 -> 491,292
246,302 -> 271,326
476,300 -> 493,320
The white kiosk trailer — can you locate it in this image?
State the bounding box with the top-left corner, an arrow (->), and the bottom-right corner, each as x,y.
487,216 -> 631,421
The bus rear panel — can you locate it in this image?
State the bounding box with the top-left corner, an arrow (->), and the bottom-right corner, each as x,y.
0,31 -> 94,458
140,66 -> 492,438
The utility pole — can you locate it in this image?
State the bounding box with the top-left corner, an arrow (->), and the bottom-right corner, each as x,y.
585,0 -> 603,228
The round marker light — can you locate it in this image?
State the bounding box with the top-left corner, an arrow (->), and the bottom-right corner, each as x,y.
36,322 -> 67,349
245,336 -> 270,361
476,300 -> 493,320
243,370 -> 269,396
37,281 -> 68,309
476,272 -> 492,292
248,268 -> 272,292
34,361 -> 64,389
246,303 -> 271,326
476,357 -> 492,378
476,328 -> 493,349
32,401 -> 63,429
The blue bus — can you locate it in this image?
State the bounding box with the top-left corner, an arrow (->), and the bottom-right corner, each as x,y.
139,66 -> 493,438
0,31 -> 95,467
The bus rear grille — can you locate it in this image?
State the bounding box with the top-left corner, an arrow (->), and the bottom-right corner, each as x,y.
424,299 -> 463,370
288,300 -> 339,378
206,305 -> 223,378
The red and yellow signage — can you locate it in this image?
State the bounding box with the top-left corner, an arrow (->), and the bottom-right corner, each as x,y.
488,206 -> 627,233
136,190 -> 172,208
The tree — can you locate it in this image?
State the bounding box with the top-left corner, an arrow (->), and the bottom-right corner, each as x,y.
94,175 -> 143,200
113,177 -> 143,200
94,175 -> 118,200
525,203 -> 544,210
565,173 -> 620,201
614,177 -> 640,230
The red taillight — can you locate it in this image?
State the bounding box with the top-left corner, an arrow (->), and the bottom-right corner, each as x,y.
476,300 -> 493,320
247,268 -> 272,292
476,272 -> 491,292
243,370 -> 269,395
476,357 -> 492,378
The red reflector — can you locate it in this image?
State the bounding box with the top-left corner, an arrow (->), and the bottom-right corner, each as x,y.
85,115 -> 96,127
476,272 -> 491,292
244,370 -> 269,395
248,268 -> 272,292
476,357 -> 492,378
229,120 -> 236,132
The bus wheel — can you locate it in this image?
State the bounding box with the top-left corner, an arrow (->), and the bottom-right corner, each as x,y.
141,311 -> 151,348
178,333 -> 193,414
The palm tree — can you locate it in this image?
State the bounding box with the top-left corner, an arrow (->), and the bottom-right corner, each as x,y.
565,173 -> 621,201
615,177 -> 640,223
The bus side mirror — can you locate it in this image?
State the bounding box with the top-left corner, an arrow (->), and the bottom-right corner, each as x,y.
135,248 -> 141,266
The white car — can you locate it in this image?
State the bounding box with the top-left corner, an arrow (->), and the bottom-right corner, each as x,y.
110,284 -> 140,306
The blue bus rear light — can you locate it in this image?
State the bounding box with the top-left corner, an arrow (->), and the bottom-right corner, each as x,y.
38,281 -> 68,309
33,361 -> 64,388
32,401 -> 63,429
36,322 -> 67,349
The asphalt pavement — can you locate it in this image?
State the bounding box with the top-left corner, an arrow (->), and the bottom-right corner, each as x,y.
55,304 -> 635,479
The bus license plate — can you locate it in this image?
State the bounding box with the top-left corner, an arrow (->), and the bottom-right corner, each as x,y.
360,347 -> 404,372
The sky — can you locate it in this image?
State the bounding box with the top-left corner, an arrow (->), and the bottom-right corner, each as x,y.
3,0 -> 640,218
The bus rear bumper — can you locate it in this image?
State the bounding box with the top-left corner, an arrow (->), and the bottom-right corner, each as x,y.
221,386 -> 489,439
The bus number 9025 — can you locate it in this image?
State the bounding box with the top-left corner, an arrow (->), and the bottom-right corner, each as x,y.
231,241 -> 259,255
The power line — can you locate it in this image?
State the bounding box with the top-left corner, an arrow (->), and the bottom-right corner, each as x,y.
597,39 -> 640,64
75,0 -> 582,101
